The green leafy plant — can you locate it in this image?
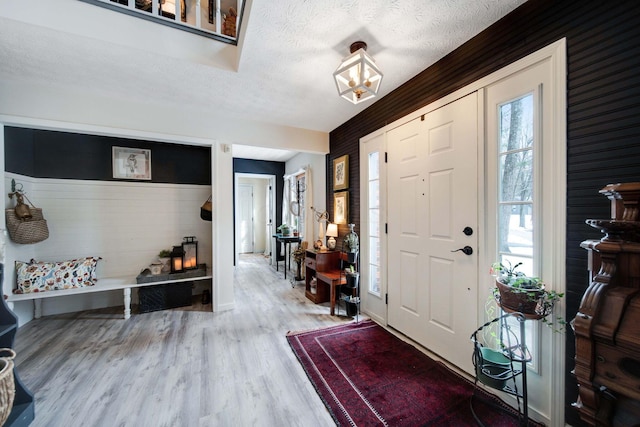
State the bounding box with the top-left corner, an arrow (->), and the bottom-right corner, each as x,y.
490,261 -> 565,332
343,232 -> 359,253
277,224 -> 290,235
158,249 -> 172,258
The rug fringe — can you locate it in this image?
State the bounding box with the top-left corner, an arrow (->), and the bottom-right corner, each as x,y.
286,319 -> 373,337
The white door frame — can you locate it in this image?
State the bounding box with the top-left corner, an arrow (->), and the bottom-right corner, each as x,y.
234,173 -> 276,264
360,39 -> 566,426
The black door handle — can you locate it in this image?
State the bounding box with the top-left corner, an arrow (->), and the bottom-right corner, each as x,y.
451,246 -> 473,255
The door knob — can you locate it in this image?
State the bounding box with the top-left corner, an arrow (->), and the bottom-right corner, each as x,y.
463,227 -> 473,236
451,246 -> 473,255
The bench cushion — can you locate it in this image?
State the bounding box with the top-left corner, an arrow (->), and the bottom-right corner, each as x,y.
15,257 -> 100,294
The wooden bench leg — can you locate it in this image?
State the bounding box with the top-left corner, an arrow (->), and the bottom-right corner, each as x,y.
123,288 -> 131,319
34,300 -> 42,319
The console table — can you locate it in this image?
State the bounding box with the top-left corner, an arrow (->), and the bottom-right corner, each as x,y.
273,235 -> 301,279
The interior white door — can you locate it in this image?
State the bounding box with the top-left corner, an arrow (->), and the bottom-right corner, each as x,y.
387,92 -> 478,374
238,184 -> 254,253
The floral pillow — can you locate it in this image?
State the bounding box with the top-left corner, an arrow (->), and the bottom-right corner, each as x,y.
14,257 -> 101,294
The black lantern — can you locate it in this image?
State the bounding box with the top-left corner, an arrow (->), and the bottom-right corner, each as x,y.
170,245 -> 185,273
182,236 -> 198,270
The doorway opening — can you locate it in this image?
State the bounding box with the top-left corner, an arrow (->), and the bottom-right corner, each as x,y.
234,173 -> 276,265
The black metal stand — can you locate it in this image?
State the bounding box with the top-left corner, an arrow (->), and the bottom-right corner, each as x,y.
470,312 -> 530,427
339,252 -> 360,322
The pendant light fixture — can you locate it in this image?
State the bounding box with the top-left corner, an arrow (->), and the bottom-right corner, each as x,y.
333,41 -> 383,104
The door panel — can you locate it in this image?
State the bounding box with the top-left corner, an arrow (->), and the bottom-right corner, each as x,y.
388,93 -> 478,374
238,184 -> 254,253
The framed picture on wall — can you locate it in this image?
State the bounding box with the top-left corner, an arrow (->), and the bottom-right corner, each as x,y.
333,154 -> 349,191
113,147 -> 152,180
333,191 -> 349,224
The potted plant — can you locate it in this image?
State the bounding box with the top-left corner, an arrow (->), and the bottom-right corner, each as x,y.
277,224 -> 290,236
343,223 -> 359,263
291,246 -> 306,281
490,261 -> 564,326
158,249 -> 172,273
344,264 -> 359,288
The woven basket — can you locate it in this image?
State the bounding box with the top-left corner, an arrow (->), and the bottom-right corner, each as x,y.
200,195 -> 212,222
0,349 -> 16,426
6,208 -> 49,244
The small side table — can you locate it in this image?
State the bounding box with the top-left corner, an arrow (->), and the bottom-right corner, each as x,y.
273,235 -> 301,280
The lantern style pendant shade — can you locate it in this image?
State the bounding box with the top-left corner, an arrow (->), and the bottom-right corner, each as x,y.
333,41 -> 383,104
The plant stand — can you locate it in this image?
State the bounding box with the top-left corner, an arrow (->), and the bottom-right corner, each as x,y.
470,312 -> 531,427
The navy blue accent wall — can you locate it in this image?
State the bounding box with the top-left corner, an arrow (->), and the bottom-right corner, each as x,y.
5,127 -> 211,185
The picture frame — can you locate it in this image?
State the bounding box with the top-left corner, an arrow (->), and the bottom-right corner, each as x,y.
112,147 -> 151,180
333,191 -> 349,225
333,154 -> 349,191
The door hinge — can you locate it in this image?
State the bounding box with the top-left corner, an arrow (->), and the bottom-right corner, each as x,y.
421,114 -> 425,121
385,152 -> 388,163
385,293 -> 388,304
385,223 -> 388,234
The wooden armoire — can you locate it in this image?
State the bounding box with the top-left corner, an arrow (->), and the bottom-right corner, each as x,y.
573,182 -> 640,426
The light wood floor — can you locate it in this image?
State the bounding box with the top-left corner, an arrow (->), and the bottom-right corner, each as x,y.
14,254 -> 357,427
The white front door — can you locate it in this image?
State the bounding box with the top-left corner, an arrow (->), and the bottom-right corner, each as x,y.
387,92 -> 478,374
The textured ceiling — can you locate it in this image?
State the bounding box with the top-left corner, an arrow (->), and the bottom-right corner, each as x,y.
0,0 -> 527,152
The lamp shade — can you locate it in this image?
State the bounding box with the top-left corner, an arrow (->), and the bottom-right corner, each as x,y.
333,41 -> 383,104
326,223 -> 338,250
326,223 -> 338,237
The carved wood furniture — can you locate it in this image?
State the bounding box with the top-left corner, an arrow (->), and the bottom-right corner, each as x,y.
573,182 -> 640,426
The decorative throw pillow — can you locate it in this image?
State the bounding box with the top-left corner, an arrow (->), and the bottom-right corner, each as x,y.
14,257 -> 101,294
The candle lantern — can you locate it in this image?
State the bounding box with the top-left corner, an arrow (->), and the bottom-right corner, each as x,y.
170,245 -> 185,273
182,236 -> 198,270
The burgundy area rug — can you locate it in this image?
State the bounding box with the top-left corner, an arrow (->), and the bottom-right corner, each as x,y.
287,320 -> 541,426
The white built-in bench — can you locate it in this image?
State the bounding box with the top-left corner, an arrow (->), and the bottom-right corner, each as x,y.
6,274 -> 213,320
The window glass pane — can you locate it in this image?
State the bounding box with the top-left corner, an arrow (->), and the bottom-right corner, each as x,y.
369,209 -> 379,237
499,150 -> 533,202
369,152 -> 379,180
369,180 -> 379,209
369,236 -> 379,265
369,264 -> 380,294
498,203 -> 533,256
499,94 -> 534,152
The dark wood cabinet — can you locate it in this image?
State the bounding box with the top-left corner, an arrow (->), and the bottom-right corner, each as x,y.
304,250 -> 340,304
573,183 -> 640,426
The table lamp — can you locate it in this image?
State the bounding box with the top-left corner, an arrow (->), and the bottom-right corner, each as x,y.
326,223 -> 338,250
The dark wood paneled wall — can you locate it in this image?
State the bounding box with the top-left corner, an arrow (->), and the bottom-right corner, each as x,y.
328,0 -> 640,424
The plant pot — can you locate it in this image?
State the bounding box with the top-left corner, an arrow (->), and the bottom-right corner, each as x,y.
495,279 -> 544,317
345,301 -> 358,316
345,273 -> 359,288
346,251 -> 358,264
475,347 -> 511,390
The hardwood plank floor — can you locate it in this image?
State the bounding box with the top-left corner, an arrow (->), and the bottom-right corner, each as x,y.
14,254 -> 358,427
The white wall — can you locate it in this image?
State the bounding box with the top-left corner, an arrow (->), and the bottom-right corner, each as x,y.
4,173 -> 212,322
285,152 -> 327,243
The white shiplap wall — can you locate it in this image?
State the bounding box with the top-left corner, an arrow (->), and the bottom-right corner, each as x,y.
5,173 -> 212,322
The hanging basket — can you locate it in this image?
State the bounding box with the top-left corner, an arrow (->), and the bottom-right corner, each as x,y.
200,195 -> 212,222
0,348 -> 16,426
6,190 -> 49,244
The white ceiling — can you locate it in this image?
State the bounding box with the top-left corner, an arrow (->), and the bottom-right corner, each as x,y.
0,0 -> 527,161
